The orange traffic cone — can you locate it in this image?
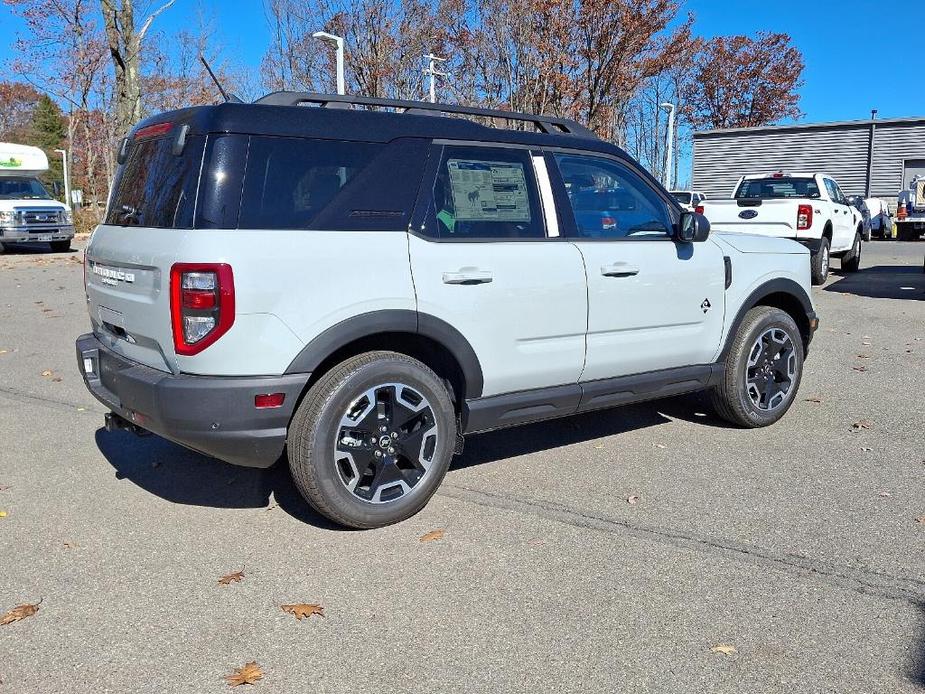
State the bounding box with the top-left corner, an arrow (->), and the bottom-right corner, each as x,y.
898,201 -> 908,220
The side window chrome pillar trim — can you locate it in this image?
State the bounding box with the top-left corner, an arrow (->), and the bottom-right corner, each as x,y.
532,155 -> 559,238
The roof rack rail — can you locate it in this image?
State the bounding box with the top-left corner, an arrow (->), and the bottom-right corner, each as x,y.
253,91 -> 598,139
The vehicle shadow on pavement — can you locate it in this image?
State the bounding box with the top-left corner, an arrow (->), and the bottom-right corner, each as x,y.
911,602 -> 925,688
94,428 -> 343,530
454,399 -> 694,469
824,265 -> 925,300
94,394 -> 723,527
0,242 -> 79,255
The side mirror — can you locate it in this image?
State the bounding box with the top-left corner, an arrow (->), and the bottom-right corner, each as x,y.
677,211 -> 710,242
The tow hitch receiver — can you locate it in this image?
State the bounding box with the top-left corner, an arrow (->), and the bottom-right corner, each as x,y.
104,412 -> 151,437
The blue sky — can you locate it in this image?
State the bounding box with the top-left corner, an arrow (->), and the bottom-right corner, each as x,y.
0,0 -> 915,122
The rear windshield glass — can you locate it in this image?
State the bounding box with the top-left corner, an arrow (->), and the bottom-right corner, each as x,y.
0,177 -> 53,200
238,137 -> 384,230
106,134 -> 205,227
734,177 -> 820,199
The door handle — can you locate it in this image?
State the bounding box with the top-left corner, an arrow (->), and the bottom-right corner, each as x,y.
601,263 -> 640,278
442,269 -> 493,285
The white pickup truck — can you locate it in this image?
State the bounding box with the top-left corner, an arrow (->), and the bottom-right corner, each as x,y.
698,173 -> 865,285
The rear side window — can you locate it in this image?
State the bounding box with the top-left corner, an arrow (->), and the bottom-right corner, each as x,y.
427,145 -> 545,240
238,137 -> 386,230
106,135 -> 205,228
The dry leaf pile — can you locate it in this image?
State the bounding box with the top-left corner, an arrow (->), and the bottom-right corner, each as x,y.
419,529 -> 444,542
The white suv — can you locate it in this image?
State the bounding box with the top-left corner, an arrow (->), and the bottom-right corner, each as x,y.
77,93 -> 818,528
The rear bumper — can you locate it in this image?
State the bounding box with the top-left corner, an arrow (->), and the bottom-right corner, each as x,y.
76,333 -> 310,468
793,237 -> 823,253
0,224 -> 74,242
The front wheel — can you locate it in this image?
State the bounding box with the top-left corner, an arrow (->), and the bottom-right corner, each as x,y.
287,351 -> 457,529
810,237 -> 830,285
711,306 -> 805,428
841,232 -> 862,273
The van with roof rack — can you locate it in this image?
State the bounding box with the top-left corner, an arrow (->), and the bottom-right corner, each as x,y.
77,93 -> 818,528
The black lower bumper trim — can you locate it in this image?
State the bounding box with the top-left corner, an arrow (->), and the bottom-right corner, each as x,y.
76,333 -> 310,468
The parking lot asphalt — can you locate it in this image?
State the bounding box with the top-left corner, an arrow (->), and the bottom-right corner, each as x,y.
0,239 -> 923,693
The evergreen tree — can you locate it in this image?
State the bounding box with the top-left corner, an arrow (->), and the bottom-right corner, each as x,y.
29,94 -> 66,198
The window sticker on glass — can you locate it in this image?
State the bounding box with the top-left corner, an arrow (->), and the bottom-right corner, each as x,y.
446,159 -> 531,222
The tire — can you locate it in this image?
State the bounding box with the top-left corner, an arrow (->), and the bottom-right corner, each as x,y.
841,232 -> 862,273
50,240 -> 71,252
287,351 -> 457,529
0,242 -> 5,254
710,306 -> 805,428
810,236 -> 830,285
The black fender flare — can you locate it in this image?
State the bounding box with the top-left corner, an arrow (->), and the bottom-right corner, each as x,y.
284,309 -> 485,398
719,278 -> 815,362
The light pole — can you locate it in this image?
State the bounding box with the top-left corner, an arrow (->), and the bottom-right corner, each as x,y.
422,54 -> 447,103
312,31 -> 345,95
54,148 -> 71,210
659,102 -> 675,189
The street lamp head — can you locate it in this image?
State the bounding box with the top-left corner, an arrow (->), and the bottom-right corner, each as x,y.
659,102 -> 675,111
312,31 -> 343,46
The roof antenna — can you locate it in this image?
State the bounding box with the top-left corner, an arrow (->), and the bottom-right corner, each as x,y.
199,55 -> 242,103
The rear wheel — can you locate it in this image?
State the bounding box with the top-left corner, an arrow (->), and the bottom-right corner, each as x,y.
810,236 -> 830,285
711,306 -> 804,428
287,351 -> 457,529
50,240 -> 71,252
841,232 -> 862,273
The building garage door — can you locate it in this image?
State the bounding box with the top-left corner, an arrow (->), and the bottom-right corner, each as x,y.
903,159 -> 925,189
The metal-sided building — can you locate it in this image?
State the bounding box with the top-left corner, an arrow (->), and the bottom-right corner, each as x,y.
692,116 -> 925,204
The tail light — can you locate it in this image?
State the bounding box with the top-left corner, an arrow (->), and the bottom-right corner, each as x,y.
797,204 -> 813,231
170,263 -> 234,356
695,205 -> 704,215
601,215 -> 616,229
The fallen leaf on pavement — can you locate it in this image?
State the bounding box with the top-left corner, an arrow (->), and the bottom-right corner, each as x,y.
878,491 -> 891,498
915,516 -> 925,524
63,542 -> 77,549
861,447 -> 872,452
281,603 -> 324,620
857,354 -> 870,359
218,568 -> 245,586
0,349 -> 8,355
804,396 -> 823,403
710,644 -> 737,655
654,443 -> 667,449
40,370 -> 52,377
852,366 -> 868,372
1,600 -> 41,626
225,661 -> 263,687
851,419 -> 872,431
0,511 -> 6,518
419,529 -> 444,542
626,495 -> 640,505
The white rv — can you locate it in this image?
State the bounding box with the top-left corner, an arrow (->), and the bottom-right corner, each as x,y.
0,143 -> 74,252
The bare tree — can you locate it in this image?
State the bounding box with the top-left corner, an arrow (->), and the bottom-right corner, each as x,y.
99,0 -> 176,135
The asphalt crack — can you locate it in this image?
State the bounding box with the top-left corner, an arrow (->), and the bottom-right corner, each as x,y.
439,483 -> 925,605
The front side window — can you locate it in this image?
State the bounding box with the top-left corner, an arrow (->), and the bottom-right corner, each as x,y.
429,145 -> 545,239
554,154 -> 671,239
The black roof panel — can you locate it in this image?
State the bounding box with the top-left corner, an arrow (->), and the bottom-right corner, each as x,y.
132,97 -> 627,159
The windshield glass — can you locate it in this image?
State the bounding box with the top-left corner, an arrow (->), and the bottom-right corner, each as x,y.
0,176 -> 52,200
671,192 -> 692,204
735,177 -> 820,199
